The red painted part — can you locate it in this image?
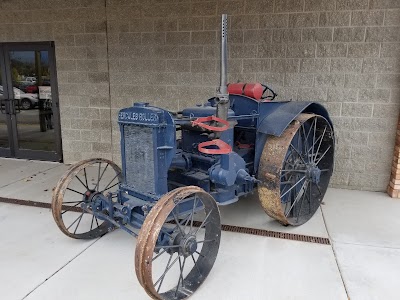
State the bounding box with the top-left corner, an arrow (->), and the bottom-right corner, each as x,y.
235,141 -> 254,149
198,139 -> 232,155
191,115 -> 230,132
228,82 -> 263,100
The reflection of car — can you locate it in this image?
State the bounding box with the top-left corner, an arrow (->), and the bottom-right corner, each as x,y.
0,86 -> 38,110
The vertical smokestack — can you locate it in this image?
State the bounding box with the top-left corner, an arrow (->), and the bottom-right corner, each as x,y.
216,14 -> 229,121
219,14 -> 228,95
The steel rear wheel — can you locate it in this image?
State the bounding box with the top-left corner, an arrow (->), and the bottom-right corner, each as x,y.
135,186 -> 221,300
257,113 -> 334,226
51,158 -> 122,239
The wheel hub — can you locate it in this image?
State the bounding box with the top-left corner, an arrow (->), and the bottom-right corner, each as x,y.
182,236 -> 198,256
306,164 -> 321,184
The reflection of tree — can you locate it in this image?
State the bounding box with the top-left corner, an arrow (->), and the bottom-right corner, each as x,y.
11,67 -> 20,82
10,58 -> 49,80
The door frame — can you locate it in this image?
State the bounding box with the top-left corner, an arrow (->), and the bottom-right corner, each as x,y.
0,42 -> 62,162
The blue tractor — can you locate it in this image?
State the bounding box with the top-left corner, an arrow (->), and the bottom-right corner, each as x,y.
52,15 -> 334,300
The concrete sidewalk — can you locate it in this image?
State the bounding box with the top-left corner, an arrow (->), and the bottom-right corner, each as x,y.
0,158 -> 399,300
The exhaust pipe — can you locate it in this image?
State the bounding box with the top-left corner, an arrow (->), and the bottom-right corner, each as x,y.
216,14 -> 229,121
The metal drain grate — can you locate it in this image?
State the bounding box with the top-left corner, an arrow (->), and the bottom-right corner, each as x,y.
0,197 -> 330,245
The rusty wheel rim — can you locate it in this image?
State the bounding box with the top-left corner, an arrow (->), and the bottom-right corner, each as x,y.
135,186 -> 221,300
258,114 -> 334,226
51,158 -> 122,239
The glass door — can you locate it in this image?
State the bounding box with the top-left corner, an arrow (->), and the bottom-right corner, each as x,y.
0,43 -> 62,161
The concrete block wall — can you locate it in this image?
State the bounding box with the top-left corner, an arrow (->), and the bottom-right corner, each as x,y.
1,0 -> 399,191
0,0 -> 113,163
107,0 -> 400,191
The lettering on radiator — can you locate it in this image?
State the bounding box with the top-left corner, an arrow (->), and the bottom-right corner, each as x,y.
119,112 -> 159,122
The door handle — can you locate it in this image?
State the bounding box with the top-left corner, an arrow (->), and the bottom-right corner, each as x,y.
0,99 -> 5,114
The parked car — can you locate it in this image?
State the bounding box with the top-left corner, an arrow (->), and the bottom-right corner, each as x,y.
0,85 -> 38,110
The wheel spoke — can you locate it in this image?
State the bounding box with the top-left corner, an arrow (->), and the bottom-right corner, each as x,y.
194,209 -> 213,235
61,201 -> 83,215
311,117 -> 317,162
95,163 -> 109,191
90,214 -> 95,231
195,251 -> 204,258
289,144 -> 307,165
301,124 -> 309,159
100,182 -> 119,193
172,209 -> 185,236
190,195 -> 198,233
197,239 -> 216,244
155,254 -> 180,292
100,172 -> 121,192
66,187 -> 84,195
191,254 -> 201,275
314,126 -> 327,164
95,162 -> 101,190
315,145 -> 332,165
281,176 -> 306,198
67,211 -> 85,231
83,168 -> 89,189
154,244 -> 180,250
285,179 -> 308,218
152,248 -> 167,262
296,182 -> 309,223
75,175 -> 88,190
63,200 -> 84,204
175,256 -> 186,296
73,212 -> 84,234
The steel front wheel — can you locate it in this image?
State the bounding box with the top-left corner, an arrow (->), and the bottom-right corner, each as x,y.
257,114 -> 334,226
135,186 -> 221,300
51,158 -> 122,239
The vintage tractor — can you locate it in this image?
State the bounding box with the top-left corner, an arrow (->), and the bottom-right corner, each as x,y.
52,15 -> 334,300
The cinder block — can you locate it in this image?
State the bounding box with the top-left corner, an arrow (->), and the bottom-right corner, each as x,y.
289,13 -> 319,28
348,43 -> 380,58
129,19 -> 154,32
384,9 -> 400,26
230,30 -> 245,44
320,12 -> 351,27
300,58 -> 330,73
258,44 -> 287,58
178,45 -> 203,59
317,43 -> 347,57
351,11 -> 385,26
337,0 -> 369,10
154,19 -> 177,32
315,74 -> 345,87
275,0 -> 304,12
141,32 -> 166,45
327,88 -> 358,102
334,27 -> 365,42
344,74 -> 376,88
166,32 -> 190,45
302,28 -> 333,42
271,59 -> 300,73
381,43 -> 400,57
190,2 -> 217,16
178,17 -> 203,31
217,0 -> 246,15
191,31 -> 217,45
273,29 -> 301,43
342,103 -> 373,117
377,74 -> 400,88
190,59 -> 217,73
359,89 -> 391,103
259,14 -> 289,28
244,0 -> 274,14
331,58 -> 363,73
370,0 -> 400,9
230,44 -> 258,58
230,15 -> 259,29
363,57 -> 400,73
366,27 -> 400,42
166,59 -> 190,72
284,73 -> 314,87
305,0 -> 335,11
243,58 -> 270,72
286,43 -> 316,58
297,87 -> 328,102
373,104 -> 400,118
244,29 -> 271,44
